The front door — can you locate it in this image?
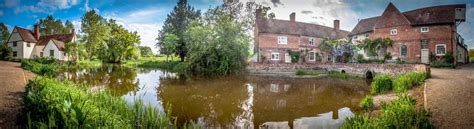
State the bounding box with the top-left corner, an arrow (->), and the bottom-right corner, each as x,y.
421,49 -> 429,64
285,53 -> 291,63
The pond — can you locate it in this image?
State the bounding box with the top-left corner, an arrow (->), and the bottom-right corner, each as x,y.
59,65 -> 371,128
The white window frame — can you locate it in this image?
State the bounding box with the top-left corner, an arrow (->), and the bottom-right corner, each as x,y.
271,52 -> 280,60
435,44 -> 446,56
400,45 -> 408,57
390,29 -> 398,35
277,36 -> 287,45
309,52 -> 315,61
421,27 -> 429,33
308,38 -> 315,46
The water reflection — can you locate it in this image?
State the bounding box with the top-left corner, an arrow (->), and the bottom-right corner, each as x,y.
59,66 -> 370,128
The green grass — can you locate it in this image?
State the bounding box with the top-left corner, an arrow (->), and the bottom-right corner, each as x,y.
22,77 -> 194,128
393,72 -> 427,93
341,94 -> 433,129
370,74 -> 393,94
21,58 -> 102,76
359,95 -> 374,111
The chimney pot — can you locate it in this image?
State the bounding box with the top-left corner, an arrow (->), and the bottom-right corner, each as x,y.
290,12 -> 296,22
333,20 -> 340,30
34,24 -> 40,40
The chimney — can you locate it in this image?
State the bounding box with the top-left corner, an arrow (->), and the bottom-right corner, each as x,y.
34,24 -> 40,40
290,12 -> 295,22
333,20 -> 340,30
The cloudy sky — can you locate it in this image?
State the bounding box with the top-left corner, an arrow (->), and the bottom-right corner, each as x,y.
1,0 -> 473,52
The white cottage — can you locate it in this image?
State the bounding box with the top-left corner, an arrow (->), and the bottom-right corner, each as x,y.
5,25 -> 76,61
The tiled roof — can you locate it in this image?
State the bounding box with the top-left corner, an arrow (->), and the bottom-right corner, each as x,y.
256,18 -> 349,39
350,4 -> 466,36
50,39 -> 66,51
37,34 -> 75,46
14,26 -> 37,43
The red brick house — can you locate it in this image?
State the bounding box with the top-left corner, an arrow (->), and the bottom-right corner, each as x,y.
350,3 -> 469,64
254,11 -> 349,63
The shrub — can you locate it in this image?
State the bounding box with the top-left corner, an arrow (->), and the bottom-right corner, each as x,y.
359,95 -> 374,111
371,74 -> 393,94
22,77 -> 180,128
393,72 -> 427,93
21,58 -> 61,76
443,53 -> 454,63
356,54 -> 367,63
430,61 -> 455,68
340,114 -> 373,129
295,70 -> 306,75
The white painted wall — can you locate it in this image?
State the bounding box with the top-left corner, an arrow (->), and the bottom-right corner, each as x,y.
7,28 -> 23,59
43,40 -> 68,61
32,45 -> 45,58
22,42 -> 35,59
350,33 -> 370,59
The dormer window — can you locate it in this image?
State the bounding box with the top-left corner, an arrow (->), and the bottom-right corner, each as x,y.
309,38 -> 315,46
277,36 -> 287,45
421,27 -> 429,32
390,29 -> 397,35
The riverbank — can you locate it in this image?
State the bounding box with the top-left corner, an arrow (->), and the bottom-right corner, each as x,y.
0,61 -> 34,128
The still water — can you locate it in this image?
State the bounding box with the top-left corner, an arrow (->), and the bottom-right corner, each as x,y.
59,65 -> 370,129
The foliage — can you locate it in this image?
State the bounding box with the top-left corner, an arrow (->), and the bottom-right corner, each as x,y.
384,52 -> 392,61
359,95 -> 374,111
22,77 -> 184,128
469,49 -> 474,60
125,57 -> 184,73
342,95 -> 433,129
0,23 -> 10,44
102,19 -> 141,63
328,71 -> 355,79
370,74 -> 393,94
156,0 -> 201,62
287,50 -> 300,63
160,33 -> 179,61
184,7 -> 250,76
21,58 -> 102,76
357,38 -> 393,58
64,41 -> 79,61
320,38 -> 353,63
443,53 -> 454,63
356,54 -> 368,63
81,10 -> 110,59
138,46 -> 153,57
37,15 -> 74,35
431,61 -> 455,68
393,72 -> 427,93
295,70 -> 323,76
0,43 -> 13,60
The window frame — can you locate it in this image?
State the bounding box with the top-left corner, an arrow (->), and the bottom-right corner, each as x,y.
420,27 -> 429,33
13,51 -> 17,57
435,44 -> 446,56
308,38 -> 315,46
50,50 -> 54,57
400,45 -> 408,57
421,39 -> 429,49
277,36 -> 287,45
309,52 -> 316,61
27,43 -> 31,47
270,52 -> 280,60
390,29 -> 398,35
13,41 -> 17,47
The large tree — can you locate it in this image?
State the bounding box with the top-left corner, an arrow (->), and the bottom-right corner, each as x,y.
0,23 -> 12,60
156,0 -> 200,62
138,46 -> 153,57
81,10 -> 110,59
37,15 -> 73,35
103,19 -> 140,63
0,23 -> 10,43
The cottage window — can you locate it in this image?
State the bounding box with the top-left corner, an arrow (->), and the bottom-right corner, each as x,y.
40,52 -> 43,57
421,39 -> 429,49
309,38 -> 315,46
365,34 -> 369,38
13,41 -> 17,47
277,36 -> 287,44
400,45 -> 408,57
27,43 -> 31,47
271,52 -> 280,60
50,50 -> 54,57
421,27 -> 429,32
390,29 -> 397,35
309,52 -> 315,61
13,51 -> 17,57
436,44 -> 446,56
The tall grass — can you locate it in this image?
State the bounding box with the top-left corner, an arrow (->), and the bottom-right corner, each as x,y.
21,57 -> 102,76
393,72 -> 427,93
22,77 -> 193,128
359,95 -> 374,111
370,74 -> 393,94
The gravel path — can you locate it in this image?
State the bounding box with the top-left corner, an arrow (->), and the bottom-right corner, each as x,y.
0,61 -> 34,128
425,63 -> 474,128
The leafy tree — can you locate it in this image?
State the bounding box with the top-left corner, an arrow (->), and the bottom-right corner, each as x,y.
357,38 -> 393,59
125,46 -> 141,60
64,20 -> 74,33
138,46 -> 153,57
103,19 -> 140,63
185,6 -> 250,75
0,44 -> 12,60
162,33 -> 178,61
156,0 -> 200,62
81,10 -> 110,59
65,41 -> 79,61
37,15 -> 73,35
0,23 -> 10,44
320,38 -> 351,63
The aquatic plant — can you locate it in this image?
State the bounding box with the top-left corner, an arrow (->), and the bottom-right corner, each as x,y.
370,74 -> 393,94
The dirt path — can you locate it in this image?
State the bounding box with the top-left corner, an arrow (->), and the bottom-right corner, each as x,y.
425,63 -> 474,128
0,61 -> 34,128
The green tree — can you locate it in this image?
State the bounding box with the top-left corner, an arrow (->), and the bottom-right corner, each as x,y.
0,23 -> 10,44
65,41 -> 79,61
357,38 -> 393,59
156,0 -> 200,62
64,20 -> 75,33
103,19 -> 140,63
81,10 -> 110,59
138,46 -> 153,57
125,46 -> 141,60
162,33 -> 178,61
37,15 -> 72,35
320,38 -> 349,63
185,6 -> 250,75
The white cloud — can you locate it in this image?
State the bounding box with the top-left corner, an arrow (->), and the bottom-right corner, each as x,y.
14,0 -> 80,14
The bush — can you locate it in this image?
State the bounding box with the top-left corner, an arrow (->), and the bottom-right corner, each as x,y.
371,74 -> 393,94
443,53 -> 454,63
21,58 -> 61,76
295,70 -> 306,75
342,95 -> 433,129
0,44 -> 13,60
22,77 -> 179,128
393,72 -> 427,93
359,95 -> 374,111
430,61 -> 455,68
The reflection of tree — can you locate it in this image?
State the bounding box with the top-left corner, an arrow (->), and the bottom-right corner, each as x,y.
157,76 -> 249,127
61,65 -> 140,96
247,75 -> 369,128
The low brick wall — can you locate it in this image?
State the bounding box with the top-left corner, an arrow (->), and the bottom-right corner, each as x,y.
247,63 -> 430,77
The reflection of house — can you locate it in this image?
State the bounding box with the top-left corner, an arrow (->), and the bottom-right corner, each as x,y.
255,10 -> 349,63
6,24 -> 76,61
350,3 -> 468,64
260,107 -> 354,129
